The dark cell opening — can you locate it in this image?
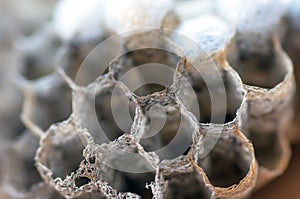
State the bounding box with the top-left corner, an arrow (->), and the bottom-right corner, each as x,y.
104,168 -> 155,199
121,172 -> 155,198
46,132 -> 85,180
228,38 -> 286,89
196,135 -> 251,187
140,109 -> 194,160
183,64 -> 244,124
164,172 -> 212,199
111,48 -> 179,97
95,87 -> 136,141
134,83 -> 166,96
75,176 -> 91,188
249,131 -> 282,169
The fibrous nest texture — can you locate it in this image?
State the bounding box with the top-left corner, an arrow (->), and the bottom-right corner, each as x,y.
0,0 -> 299,199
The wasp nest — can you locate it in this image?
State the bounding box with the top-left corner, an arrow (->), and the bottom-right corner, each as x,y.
0,0 -> 299,199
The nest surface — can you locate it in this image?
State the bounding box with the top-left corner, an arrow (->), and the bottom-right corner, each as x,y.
0,0 -> 299,199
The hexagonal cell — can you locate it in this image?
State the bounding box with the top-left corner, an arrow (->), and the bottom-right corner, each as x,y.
151,156 -> 212,199
1,132 -> 40,192
175,58 -> 244,124
249,131 -> 284,170
21,73 -> 72,131
60,36 -> 118,86
227,37 -> 287,89
109,30 -> 181,97
96,134 -> 157,198
134,90 -> 196,160
163,171 -> 212,199
73,76 -> 136,144
19,24 -> 61,80
191,124 -> 256,192
35,119 -> 86,179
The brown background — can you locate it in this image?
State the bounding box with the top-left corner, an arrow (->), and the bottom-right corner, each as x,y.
253,145 -> 300,199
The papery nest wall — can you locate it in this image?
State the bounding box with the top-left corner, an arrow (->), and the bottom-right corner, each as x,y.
0,0 -> 299,199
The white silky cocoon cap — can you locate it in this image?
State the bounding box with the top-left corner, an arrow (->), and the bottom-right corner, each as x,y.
217,0 -> 290,35
103,0 -> 173,34
174,15 -> 234,56
52,0 -> 105,41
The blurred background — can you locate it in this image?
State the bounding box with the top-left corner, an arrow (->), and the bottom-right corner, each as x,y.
0,0 -> 299,198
